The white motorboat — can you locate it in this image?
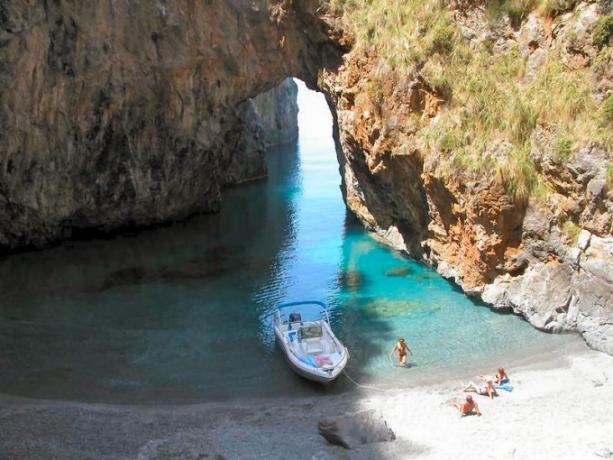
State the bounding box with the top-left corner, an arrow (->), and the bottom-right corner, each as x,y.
273,301 -> 349,384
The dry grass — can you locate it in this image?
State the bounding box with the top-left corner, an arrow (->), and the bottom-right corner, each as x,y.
325,0 -> 611,202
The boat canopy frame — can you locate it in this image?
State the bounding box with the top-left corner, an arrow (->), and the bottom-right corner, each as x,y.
273,300 -> 331,325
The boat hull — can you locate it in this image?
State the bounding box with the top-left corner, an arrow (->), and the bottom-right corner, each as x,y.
274,328 -> 348,384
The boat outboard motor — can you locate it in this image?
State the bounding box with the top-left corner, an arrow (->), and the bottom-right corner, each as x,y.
289,312 -> 302,323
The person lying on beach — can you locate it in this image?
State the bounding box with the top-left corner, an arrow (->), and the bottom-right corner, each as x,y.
390,337 -> 412,366
463,380 -> 497,399
495,367 -> 510,385
454,395 -> 482,417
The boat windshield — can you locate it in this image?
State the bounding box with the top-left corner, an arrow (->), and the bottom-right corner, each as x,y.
298,324 -> 323,340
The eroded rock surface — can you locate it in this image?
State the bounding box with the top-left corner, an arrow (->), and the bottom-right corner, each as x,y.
0,0 -> 340,251
225,77 -> 299,185
0,1 -> 611,354
322,1 -> 612,353
318,410 -> 396,449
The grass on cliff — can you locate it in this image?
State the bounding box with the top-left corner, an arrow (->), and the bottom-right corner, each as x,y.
326,0 -> 612,202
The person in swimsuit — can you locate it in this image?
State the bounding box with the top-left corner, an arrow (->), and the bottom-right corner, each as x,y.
390,337 -> 412,366
454,395 -> 482,417
463,380 -> 497,399
495,367 -> 510,385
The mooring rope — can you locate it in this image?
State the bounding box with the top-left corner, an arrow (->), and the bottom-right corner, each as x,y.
342,369 -> 389,390
341,355 -> 410,390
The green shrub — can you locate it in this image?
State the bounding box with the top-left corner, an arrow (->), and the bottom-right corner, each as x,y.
427,17 -> 456,55
439,131 -> 462,152
552,135 -> 573,163
503,0 -> 535,26
501,144 -> 538,202
593,16 -> 613,49
561,219 -> 581,243
602,94 -> 613,124
538,0 -> 576,17
366,79 -> 384,106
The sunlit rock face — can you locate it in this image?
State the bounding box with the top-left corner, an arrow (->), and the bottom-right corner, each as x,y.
0,0 -> 610,353
323,2 -> 612,354
0,1 -> 340,251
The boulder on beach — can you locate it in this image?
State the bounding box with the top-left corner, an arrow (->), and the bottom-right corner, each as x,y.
318,409 -> 396,449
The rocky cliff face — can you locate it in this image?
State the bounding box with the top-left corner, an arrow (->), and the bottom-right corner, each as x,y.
0,1 -> 338,251
0,1 -> 611,353
323,1 -> 612,354
224,77 -> 299,185
248,77 -> 299,148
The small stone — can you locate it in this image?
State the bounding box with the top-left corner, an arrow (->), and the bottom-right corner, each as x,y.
566,247 -> 581,267
576,230 -> 591,251
587,177 -> 605,200
526,48 -> 547,81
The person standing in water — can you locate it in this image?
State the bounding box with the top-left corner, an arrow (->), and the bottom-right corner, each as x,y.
390,337 -> 412,366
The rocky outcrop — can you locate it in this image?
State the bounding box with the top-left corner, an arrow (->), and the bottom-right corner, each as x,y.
322,1 -> 612,353
318,410 -> 396,449
0,1 -> 340,251
483,232 -> 613,354
0,0 -> 610,353
224,78 -> 299,185
247,77 -> 299,148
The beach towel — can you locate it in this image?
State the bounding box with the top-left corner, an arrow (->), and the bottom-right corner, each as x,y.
494,382 -> 513,392
299,355 -> 318,368
314,354 -> 333,367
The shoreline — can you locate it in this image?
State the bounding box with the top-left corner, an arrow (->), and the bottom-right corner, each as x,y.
2,338 -> 611,459
0,331 -> 585,407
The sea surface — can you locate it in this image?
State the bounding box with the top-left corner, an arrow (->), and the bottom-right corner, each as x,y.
0,81 -> 573,403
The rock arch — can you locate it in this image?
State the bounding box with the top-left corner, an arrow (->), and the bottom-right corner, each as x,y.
0,0 -> 343,250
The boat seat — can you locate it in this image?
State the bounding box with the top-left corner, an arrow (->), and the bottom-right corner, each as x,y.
304,338 -> 324,354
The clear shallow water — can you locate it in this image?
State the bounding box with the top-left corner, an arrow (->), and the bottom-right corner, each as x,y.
0,81 -> 571,403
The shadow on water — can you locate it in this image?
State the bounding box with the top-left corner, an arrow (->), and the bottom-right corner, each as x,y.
0,78 -> 571,459
0,142 -> 303,403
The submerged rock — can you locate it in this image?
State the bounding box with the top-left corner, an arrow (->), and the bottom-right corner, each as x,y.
338,270 -> 365,291
385,266 -> 412,277
318,410 -> 396,449
362,298 -> 430,318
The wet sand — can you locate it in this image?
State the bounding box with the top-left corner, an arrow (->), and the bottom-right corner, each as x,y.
1,339 -> 611,459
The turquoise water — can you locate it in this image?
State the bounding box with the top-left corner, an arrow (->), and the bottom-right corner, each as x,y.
0,81 -> 570,403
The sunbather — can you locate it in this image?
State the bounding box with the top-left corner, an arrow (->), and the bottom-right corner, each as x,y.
495,367 -> 510,385
463,380 -> 497,399
454,395 -> 482,417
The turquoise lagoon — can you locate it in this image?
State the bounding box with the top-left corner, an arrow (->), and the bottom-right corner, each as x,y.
0,81 -> 572,403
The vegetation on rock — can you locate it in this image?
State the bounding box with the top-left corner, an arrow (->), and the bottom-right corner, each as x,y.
325,0 -> 611,201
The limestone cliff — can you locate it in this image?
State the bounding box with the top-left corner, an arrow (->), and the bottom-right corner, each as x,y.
0,1 -> 339,251
248,77 -> 299,148
0,0 -> 611,353
224,77 -> 299,185
322,1 -> 612,354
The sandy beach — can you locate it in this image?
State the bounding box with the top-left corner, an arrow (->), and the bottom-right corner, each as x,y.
1,339 -> 612,459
